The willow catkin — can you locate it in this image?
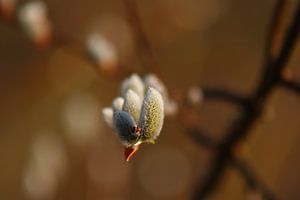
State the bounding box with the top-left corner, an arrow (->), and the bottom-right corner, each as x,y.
113,111 -> 138,146
138,87 -> 164,142
144,73 -> 168,101
112,97 -> 124,112
123,89 -> 142,124
86,33 -> 118,70
120,74 -> 145,99
101,107 -> 114,128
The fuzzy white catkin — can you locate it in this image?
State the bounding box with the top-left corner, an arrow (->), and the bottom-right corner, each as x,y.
63,92 -> 101,146
144,73 -> 178,116
123,89 -> 142,124
144,73 -> 168,100
86,33 -> 118,70
102,107 -> 114,128
120,74 -> 145,99
23,132 -> 68,200
138,87 -> 164,142
164,99 -> 178,117
113,111 -> 136,146
18,1 -> 51,42
112,97 -> 125,112
187,86 -> 203,105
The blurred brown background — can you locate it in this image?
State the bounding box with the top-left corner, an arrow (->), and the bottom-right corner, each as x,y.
0,0 -> 300,199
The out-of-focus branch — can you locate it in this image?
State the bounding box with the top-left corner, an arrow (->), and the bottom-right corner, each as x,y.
122,0 -> 161,76
177,101 -> 218,150
261,0 -> 289,87
193,107 -> 261,199
186,128 -> 219,150
232,158 -> 276,200
264,0 -> 289,63
281,79 -> 300,94
172,87 -> 249,109
256,1 -> 300,98
202,87 -> 249,107
194,1 -> 300,199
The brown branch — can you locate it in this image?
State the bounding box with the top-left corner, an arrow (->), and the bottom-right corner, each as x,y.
122,0 -> 162,76
232,158 -> 276,200
202,87 -> 249,107
193,1 -> 300,199
264,0 -> 289,63
186,128 -> 219,150
281,79 -> 300,94
193,106 -> 262,199
171,87 -> 249,111
256,1 -> 300,99
261,0 -> 289,86
177,101 -> 218,150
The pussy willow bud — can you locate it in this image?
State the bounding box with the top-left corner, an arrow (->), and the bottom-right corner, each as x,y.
112,97 -> 124,112
144,73 -> 177,116
86,33 -> 118,72
120,73 -> 145,99
187,86 -> 203,105
113,111 -> 138,146
23,132 -> 68,200
164,99 -> 178,117
18,1 -> 52,47
101,74 -> 166,161
123,89 -> 141,124
138,87 -> 164,143
144,73 -> 168,100
101,107 -> 113,128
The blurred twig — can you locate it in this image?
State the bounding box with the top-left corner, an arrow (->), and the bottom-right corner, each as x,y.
232,158 -> 276,200
177,100 -> 218,150
186,128 -> 219,150
264,0 -> 289,63
193,1 -> 300,199
122,0 -> 162,77
202,87 -> 249,107
281,80 -> 300,94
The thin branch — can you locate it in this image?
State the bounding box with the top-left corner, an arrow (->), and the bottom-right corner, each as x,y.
256,1 -> 300,98
177,101 -> 219,150
194,1 -> 300,199
274,2 -> 300,71
122,0 -> 161,76
202,87 -> 249,107
261,0 -> 289,88
186,128 -> 219,150
274,2 -> 300,68
281,79 -> 300,94
193,107 -> 261,199
232,158 -> 277,200
171,87 -> 249,109
264,0 -> 289,63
